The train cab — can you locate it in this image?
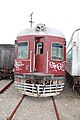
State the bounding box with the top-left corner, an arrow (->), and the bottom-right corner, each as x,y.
14,23 -> 66,97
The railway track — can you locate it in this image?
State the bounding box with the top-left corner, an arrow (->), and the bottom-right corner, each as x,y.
0,79 -> 60,120
6,96 -> 60,120
0,83 -> 23,120
7,95 -> 25,120
0,80 -> 14,94
52,97 -> 60,120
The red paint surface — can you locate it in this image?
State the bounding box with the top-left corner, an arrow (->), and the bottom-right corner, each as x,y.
14,35 -> 66,76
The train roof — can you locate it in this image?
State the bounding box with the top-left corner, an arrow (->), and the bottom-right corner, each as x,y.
17,24 -> 65,39
0,44 -> 15,48
0,44 -> 14,46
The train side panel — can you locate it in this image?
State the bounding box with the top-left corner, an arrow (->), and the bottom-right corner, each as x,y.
66,30 -> 80,88
0,44 -> 14,79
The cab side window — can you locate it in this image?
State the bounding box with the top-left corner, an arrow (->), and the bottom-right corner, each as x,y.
51,42 -> 63,60
17,42 -> 28,59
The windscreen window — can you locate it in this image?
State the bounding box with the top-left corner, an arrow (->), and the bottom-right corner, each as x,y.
51,42 -> 63,60
17,42 -> 28,59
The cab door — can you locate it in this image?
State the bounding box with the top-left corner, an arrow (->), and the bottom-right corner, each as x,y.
34,37 -> 45,72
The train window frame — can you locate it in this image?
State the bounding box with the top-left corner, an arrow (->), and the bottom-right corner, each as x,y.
51,42 -> 64,61
17,41 -> 29,59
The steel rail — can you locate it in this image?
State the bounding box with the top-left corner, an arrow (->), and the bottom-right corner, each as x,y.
0,80 -> 14,94
52,97 -> 60,120
7,95 -> 25,120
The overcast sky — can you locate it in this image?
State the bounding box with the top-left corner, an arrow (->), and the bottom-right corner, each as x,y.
0,0 -> 80,45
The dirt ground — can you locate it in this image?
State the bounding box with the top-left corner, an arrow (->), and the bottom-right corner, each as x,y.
54,79 -> 80,120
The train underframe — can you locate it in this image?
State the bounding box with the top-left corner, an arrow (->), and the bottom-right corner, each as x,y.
72,76 -> 80,90
66,71 -> 80,90
0,68 -> 14,80
14,73 -> 65,97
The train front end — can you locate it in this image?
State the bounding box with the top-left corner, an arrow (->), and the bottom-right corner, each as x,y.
14,24 -> 66,97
